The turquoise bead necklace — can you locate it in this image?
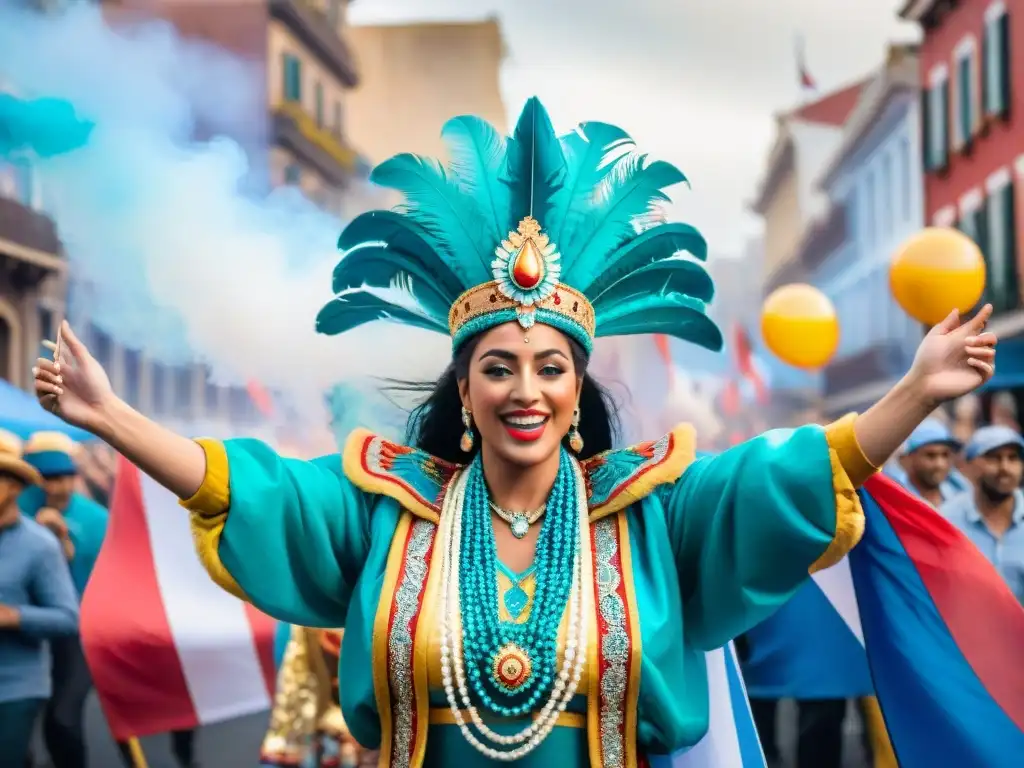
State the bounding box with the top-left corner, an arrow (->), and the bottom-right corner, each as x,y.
458,448 -> 579,716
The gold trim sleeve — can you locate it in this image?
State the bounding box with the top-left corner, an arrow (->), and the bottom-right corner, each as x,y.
810,421 -> 868,574
824,413 -> 878,488
178,438 -> 230,516
189,509 -> 249,601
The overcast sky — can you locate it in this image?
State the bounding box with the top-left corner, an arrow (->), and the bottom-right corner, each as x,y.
349,0 -> 918,257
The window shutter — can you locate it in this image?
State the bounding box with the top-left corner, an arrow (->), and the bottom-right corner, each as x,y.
958,55 -> 972,145
999,12 -> 1011,117
983,22 -> 993,115
1004,181 -> 1019,308
938,79 -> 950,168
921,88 -> 932,171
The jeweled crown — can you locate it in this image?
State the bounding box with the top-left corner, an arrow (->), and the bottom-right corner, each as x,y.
317,97 -> 722,356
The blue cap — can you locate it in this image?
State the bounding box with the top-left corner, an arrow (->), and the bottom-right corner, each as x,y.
965,425 -> 1024,461
903,418 -> 962,455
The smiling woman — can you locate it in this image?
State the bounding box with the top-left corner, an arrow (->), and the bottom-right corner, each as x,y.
33,97 -> 998,767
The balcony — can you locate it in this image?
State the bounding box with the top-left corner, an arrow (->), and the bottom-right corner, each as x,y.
269,0 -> 358,87
0,196 -> 64,287
797,205 -> 848,272
273,101 -> 359,186
823,340 -> 914,399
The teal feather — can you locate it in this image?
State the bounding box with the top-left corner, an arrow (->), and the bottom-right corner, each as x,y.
370,153 -> 492,285
331,243 -> 454,322
316,289 -> 447,337
549,121 -> 634,262
562,154 -> 687,286
503,97 -> 566,227
581,222 -> 707,296
596,294 -> 723,350
590,258 -> 714,309
441,115 -> 511,238
323,96 -> 722,353
336,210 -> 463,298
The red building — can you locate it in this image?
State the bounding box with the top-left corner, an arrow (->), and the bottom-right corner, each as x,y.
901,0 -> 1019,325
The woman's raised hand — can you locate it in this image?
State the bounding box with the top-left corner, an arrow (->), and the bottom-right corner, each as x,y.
33,321 -> 115,436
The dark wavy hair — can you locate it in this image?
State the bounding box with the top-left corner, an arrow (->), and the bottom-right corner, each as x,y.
383,332 -> 620,463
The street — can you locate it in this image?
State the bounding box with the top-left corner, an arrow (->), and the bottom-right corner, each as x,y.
29,693 -> 870,767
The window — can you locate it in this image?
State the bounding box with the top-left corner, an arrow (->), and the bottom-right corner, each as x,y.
954,40 -> 978,149
228,386 -> 255,424
205,376 -> 220,414
983,4 -> 1011,119
151,362 -> 166,416
284,163 -> 301,185
986,171 -> 1018,312
333,100 -> 342,135
89,324 -> 112,371
123,348 -> 140,407
282,53 -> 302,102
315,81 -> 324,127
881,153 -> 893,237
174,366 -> 192,410
864,172 -> 876,248
898,136 -> 911,221
923,67 -> 949,171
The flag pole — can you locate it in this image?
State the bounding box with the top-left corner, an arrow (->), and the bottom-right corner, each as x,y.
126,737 -> 149,768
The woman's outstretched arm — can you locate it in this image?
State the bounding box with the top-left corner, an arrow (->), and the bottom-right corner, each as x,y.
34,321 -> 206,498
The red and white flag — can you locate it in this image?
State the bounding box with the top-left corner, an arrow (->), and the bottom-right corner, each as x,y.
81,456 -> 277,739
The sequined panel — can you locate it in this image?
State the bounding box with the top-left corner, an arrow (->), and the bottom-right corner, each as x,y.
360,435 -> 459,514
592,515 -> 632,768
259,626 -> 320,765
583,433 -> 672,509
387,518 -> 436,767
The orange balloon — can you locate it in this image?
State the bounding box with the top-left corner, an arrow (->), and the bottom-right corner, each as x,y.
890,227 -> 986,325
761,284 -> 839,369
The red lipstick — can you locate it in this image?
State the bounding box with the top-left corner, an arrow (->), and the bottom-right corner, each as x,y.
500,410 -> 549,442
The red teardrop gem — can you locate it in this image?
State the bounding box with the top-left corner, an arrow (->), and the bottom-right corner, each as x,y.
510,239 -> 544,289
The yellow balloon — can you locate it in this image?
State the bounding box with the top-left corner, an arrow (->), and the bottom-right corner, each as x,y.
890,227 -> 986,325
761,284 -> 840,369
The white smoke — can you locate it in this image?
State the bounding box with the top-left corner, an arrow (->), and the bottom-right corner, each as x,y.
0,4 -> 449,409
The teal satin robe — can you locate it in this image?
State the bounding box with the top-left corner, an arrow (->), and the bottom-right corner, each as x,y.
19,488 -> 108,598
185,417 -> 870,767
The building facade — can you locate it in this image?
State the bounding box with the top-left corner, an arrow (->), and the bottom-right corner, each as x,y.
344,18 -> 508,166
104,0 -> 364,219
0,154 -> 66,390
902,0 -> 1019,324
751,79 -> 867,422
79,0 -> 366,434
808,45 -> 925,417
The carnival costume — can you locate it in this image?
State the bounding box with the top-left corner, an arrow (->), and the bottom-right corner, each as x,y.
261,626 -> 376,767
184,98 -> 871,767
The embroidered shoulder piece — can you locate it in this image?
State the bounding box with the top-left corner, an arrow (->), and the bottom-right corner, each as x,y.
342,429 -> 461,523
582,423 -> 696,521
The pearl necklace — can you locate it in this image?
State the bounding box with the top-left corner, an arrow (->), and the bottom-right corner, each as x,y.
488,500 -> 546,539
438,462 -> 588,760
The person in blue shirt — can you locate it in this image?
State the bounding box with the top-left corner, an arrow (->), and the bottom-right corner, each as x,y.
886,418 -> 967,507
19,431 -> 108,768
941,425 -> 1024,604
0,428 -> 79,767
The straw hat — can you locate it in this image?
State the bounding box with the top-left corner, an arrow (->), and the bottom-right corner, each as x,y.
24,431 -> 78,477
0,429 -> 43,486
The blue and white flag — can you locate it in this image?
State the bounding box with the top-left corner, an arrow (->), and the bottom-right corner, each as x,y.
651,642 -> 766,768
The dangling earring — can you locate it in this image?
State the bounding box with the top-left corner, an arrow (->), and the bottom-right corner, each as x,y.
460,406 -> 474,452
568,407 -> 583,453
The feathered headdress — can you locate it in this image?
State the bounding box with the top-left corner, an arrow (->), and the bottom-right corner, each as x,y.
317,97 -> 721,355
